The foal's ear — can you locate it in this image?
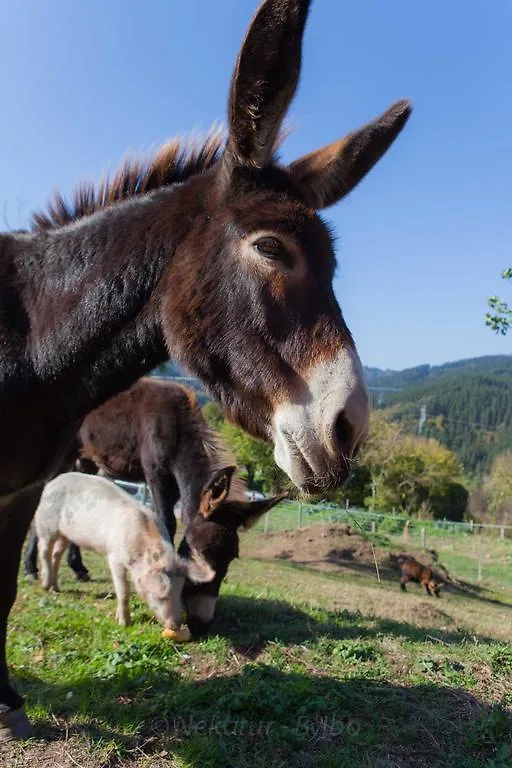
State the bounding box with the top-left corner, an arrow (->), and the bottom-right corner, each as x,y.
241,491 -> 288,529
199,466 -> 236,519
225,0 -> 311,169
289,100 -> 412,209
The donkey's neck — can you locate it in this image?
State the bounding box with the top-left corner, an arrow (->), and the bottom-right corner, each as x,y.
16,185 -> 201,419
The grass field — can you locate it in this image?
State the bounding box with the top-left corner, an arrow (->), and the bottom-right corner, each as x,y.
2,523 -> 511,768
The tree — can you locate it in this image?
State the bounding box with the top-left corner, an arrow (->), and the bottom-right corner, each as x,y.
486,268 -> 512,335
354,413 -> 466,518
484,452 -> 512,525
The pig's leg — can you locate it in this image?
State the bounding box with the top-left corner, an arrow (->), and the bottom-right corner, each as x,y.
108,557 -> 131,626
39,536 -> 57,591
169,575 -> 185,629
49,535 -> 69,591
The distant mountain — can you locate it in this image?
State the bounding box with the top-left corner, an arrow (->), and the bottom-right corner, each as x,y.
366,356 -> 512,476
364,355 -> 512,390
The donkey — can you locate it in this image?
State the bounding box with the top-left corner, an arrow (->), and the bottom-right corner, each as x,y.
178,466 -> 287,634
32,473 -> 214,628
0,0 -> 411,738
24,377 -> 247,581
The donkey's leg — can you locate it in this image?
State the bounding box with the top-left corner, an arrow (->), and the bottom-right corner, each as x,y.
0,484 -> 43,741
144,469 -> 180,545
108,557 -> 131,626
67,543 -> 90,582
23,533 -> 39,580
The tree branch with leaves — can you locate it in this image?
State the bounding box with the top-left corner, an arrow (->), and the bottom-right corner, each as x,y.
486,268 -> 511,335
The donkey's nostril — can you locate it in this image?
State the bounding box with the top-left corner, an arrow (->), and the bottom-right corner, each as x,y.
334,411 -> 355,458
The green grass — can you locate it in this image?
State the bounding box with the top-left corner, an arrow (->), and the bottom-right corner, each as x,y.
3,542 -> 512,768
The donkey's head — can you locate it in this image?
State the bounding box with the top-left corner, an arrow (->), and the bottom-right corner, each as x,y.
177,467 -> 285,634
162,0 -> 411,492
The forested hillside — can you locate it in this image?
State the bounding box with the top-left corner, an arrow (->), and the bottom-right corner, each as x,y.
374,356 -> 512,475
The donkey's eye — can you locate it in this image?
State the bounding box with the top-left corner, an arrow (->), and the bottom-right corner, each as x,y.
253,236 -> 287,260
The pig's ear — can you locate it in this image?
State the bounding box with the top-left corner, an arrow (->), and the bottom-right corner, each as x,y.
139,568 -> 170,599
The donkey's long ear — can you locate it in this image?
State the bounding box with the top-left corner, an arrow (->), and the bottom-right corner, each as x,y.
225,0 -> 311,169
289,100 -> 412,209
199,466 -> 236,519
241,492 -> 288,529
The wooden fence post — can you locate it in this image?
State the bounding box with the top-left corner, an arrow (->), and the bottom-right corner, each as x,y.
477,535 -> 484,583
298,502 -> 303,529
421,528 -> 426,549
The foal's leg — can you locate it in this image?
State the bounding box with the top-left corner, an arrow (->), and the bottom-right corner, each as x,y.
23,533 -> 39,580
67,543 -> 90,582
0,484 -> 43,741
108,557 -> 131,626
144,469 -> 180,544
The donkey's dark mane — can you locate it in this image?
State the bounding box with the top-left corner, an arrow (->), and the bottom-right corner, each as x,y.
31,127 -> 225,231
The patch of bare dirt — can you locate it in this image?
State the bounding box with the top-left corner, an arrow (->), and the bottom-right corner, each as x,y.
0,730 -> 180,768
242,523 -> 443,584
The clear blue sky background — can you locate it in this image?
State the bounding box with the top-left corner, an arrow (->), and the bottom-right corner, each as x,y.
0,0 -> 510,370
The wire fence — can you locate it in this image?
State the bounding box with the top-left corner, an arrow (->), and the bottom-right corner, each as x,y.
112,479 -> 511,592
254,499 -> 512,539
253,500 -> 512,593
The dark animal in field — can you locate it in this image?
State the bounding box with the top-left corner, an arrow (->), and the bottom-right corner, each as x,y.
397,556 -> 444,597
0,0 -> 411,738
178,466 -> 287,634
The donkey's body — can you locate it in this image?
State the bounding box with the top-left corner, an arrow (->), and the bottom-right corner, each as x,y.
0,0 -> 411,738
77,378 -> 241,540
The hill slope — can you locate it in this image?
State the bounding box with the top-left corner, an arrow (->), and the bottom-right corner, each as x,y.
371,356 -> 512,475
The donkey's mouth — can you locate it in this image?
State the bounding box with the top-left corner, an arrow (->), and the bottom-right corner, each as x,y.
273,429 -> 352,493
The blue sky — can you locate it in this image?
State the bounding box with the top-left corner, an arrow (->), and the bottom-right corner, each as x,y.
0,0 -> 510,370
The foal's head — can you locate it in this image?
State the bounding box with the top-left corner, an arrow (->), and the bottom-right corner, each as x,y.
177,466 -> 285,634
162,0 -> 411,492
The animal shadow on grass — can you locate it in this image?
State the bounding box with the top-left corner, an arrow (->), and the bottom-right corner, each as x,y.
10,666 -> 511,768
212,594 -> 501,657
